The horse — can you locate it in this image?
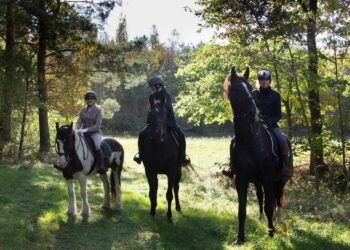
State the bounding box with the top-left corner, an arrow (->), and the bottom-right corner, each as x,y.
139,95 -> 182,223
54,122 -> 124,216
224,67 -> 291,244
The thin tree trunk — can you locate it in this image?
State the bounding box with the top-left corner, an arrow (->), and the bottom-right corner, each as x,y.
18,75 -> 30,161
37,0 -> 50,154
306,0 -> 324,173
285,39 -> 312,147
0,0 -> 15,159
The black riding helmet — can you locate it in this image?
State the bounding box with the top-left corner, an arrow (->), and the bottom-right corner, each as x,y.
84,91 -> 97,100
257,69 -> 272,81
148,76 -> 164,88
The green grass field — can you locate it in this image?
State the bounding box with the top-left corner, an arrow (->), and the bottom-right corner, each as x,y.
0,136 -> 349,249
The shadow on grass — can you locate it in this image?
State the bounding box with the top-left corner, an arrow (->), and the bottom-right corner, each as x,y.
285,228 -> 350,250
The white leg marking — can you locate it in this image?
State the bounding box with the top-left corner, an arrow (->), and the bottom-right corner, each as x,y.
67,179 -> 77,215
113,170 -> 122,211
276,207 -> 283,224
109,151 -> 122,165
78,174 -> 90,216
100,174 -> 110,209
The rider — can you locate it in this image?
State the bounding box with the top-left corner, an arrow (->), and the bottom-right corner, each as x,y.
134,76 -> 190,166
253,69 -> 291,180
75,91 -> 105,174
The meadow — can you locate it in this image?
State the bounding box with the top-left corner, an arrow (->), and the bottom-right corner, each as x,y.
0,136 -> 349,249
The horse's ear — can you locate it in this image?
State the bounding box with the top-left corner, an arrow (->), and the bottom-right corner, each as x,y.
70,122 -> 73,128
243,67 -> 250,80
230,67 -> 237,81
55,122 -> 59,131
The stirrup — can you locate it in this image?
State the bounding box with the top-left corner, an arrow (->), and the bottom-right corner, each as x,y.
133,153 -> 142,165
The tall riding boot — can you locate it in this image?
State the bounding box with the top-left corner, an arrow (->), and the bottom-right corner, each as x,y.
177,130 -> 190,166
222,138 -> 235,178
96,150 -> 105,174
134,135 -> 144,165
281,147 -> 291,180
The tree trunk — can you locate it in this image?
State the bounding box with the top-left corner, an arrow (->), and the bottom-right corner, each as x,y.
37,0 -> 50,154
0,0 -> 15,159
18,69 -> 31,160
306,0 -> 324,173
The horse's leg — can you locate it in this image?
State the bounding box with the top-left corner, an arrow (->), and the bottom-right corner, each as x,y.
274,180 -> 286,224
100,173 -> 110,209
254,182 -> 264,222
235,176 -> 248,244
66,179 -> 77,215
78,174 -> 91,216
113,169 -> 122,211
263,180 -> 275,237
174,170 -> 182,212
146,171 -> 158,217
166,173 -> 175,223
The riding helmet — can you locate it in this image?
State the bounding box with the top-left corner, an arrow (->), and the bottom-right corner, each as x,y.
84,91 -> 97,100
257,69 -> 272,81
148,76 -> 164,87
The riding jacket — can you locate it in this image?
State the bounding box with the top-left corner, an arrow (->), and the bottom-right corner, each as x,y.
253,87 -> 281,128
75,104 -> 102,134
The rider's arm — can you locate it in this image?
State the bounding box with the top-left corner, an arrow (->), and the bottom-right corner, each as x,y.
266,92 -> 281,125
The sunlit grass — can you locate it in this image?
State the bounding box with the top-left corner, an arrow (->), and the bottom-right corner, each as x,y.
0,136 -> 349,249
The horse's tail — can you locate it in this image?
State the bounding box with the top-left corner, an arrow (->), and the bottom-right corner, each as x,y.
111,148 -> 124,200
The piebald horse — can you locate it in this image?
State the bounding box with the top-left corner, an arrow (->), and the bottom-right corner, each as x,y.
54,122 -> 124,216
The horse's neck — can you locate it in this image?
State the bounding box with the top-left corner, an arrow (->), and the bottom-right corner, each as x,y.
73,130 -> 94,172
234,118 -> 258,147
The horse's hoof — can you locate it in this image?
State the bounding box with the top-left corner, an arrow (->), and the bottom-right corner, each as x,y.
167,218 -> 173,224
268,228 -> 275,238
176,206 -> 181,212
81,208 -> 91,216
66,208 -> 77,216
101,205 -> 110,210
233,237 -> 245,245
150,210 -> 156,217
258,214 -> 265,223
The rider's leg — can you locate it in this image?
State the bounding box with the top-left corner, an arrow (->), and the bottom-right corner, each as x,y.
223,136 -> 235,178
172,126 -> 190,166
91,133 -> 105,174
272,127 -> 291,180
134,126 -> 150,164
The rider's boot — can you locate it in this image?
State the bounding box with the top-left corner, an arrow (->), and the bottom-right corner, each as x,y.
96,149 -> 106,174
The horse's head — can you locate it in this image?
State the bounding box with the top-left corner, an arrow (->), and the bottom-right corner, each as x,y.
149,94 -> 167,143
224,67 -> 259,121
55,122 -> 75,168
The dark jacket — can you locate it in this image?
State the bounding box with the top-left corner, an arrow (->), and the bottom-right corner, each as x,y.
253,87 -> 281,128
148,87 -> 177,128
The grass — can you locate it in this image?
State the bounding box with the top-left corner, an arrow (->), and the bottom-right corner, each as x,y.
0,136 -> 349,249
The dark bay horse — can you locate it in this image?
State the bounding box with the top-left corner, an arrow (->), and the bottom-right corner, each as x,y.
224,67 -> 291,244
54,123 -> 124,215
140,96 -> 182,223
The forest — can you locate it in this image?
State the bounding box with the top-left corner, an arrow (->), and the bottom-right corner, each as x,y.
0,0 -> 349,249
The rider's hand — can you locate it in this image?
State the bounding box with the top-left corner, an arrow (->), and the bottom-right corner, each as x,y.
78,128 -> 88,134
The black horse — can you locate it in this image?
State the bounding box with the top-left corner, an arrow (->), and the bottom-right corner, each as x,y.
224,67 -> 291,244
140,95 -> 182,223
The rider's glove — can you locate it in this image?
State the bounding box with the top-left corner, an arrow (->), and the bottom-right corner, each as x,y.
78,128 -> 88,134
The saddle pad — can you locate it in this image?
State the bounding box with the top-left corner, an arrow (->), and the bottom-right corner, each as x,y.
101,140 -> 112,159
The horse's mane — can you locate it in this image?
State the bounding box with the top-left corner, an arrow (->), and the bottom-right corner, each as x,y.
224,75 -> 231,101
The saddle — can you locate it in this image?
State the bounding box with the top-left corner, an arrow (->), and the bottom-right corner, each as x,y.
83,134 -> 112,159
